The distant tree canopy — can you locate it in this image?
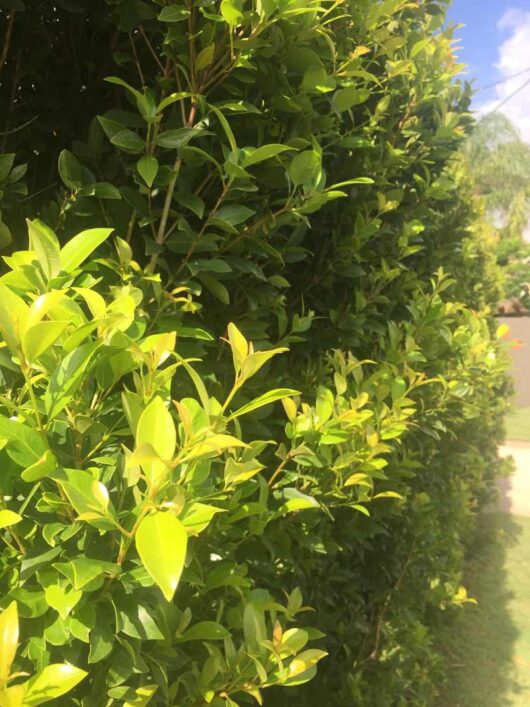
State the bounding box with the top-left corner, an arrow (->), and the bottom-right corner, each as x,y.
464,113 -> 530,300
0,2 -> 510,706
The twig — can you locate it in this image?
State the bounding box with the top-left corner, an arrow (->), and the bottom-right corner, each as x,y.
139,24 -> 165,74
0,10 -> 15,75
368,544 -> 415,661
129,31 -> 145,87
0,114 -> 38,136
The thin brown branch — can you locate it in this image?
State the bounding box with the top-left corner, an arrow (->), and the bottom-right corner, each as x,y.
129,31 -> 146,87
0,10 -> 15,75
139,24 -> 165,74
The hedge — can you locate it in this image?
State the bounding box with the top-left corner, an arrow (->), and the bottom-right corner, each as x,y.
0,1 -> 509,705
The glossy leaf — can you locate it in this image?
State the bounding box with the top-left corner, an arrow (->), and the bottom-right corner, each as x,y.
137,155 -> 158,187
0,511 -> 22,529
0,601 -> 18,682
22,321 -> 68,362
158,5 -> 190,21
59,228 -> 113,273
227,388 -> 300,420
27,219 -> 61,280
135,512 -> 188,601
242,144 -> 293,167
178,621 -> 230,642
23,664 -> 87,705
136,396 -> 176,485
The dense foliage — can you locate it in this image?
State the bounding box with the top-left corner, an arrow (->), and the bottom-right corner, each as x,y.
0,0 -> 509,705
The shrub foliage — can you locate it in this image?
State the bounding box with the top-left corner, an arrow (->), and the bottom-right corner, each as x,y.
0,0 -> 509,705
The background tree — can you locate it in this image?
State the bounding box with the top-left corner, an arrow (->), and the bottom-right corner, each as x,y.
464,112 -> 530,302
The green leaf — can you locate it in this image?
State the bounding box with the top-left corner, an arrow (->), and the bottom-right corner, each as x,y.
54,558 -> 119,590
198,273 -> 230,304
391,376 -> 407,402
196,44 -> 215,71
0,510 -> 22,529
154,128 -> 204,149
180,503 -> 226,534
135,512 -> 188,601
242,143 -> 294,167
209,104 -> 237,151
227,323 -> 248,373
289,151 -> 321,187
213,204 -> 255,226
110,129 -> 145,154
411,39 -> 429,58
220,0 -> 243,27
45,342 -> 100,420
44,585 -> 82,620
0,601 -> 18,682
136,397 -> 176,485
88,605 -> 114,664
58,468 -> 116,530
157,92 -> 191,114
297,190 -> 347,214
58,150 -> 84,191
240,347 -> 288,382
178,621 -> 230,642
27,219 -> 61,280
284,649 -> 327,685
22,321 -> 68,362
137,155 -> 159,187
373,491 -> 404,500
0,283 -> 28,353
0,221 -> 12,249
224,458 -> 264,487
104,76 -> 142,100
278,488 -> 319,514
332,87 -> 371,112
157,5 -> 190,21
183,434 -> 247,462
59,228 -> 113,273
0,417 -> 47,468
23,664 -> 87,705
0,154 -> 15,182
227,388 -> 300,420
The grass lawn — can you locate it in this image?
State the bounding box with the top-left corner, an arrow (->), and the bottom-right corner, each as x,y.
438,513 -> 530,706
505,407 -> 530,443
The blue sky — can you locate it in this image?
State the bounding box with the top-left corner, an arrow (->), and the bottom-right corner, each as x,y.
446,1 -> 530,139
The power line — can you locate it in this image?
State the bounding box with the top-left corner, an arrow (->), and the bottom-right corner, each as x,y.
485,75 -> 530,116
480,66 -> 530,91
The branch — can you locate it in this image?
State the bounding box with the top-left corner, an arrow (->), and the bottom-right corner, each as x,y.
0,10 -> 15,75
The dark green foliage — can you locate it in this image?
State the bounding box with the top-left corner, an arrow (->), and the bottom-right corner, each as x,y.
0,0 -> 509,705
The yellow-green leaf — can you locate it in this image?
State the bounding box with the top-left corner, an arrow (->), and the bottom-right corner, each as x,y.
373,491 -> 404,500
227,322 -> 248,374
183,434 -> 247,462
135,512 -> 188,601
59,228 -> 113,274
22,321 -> 68,362
227,388 -> 300,420
240,348 -> 287,382
23,663 -> 87,705
196,44 -> 215,71
0,511 -> 22,529
21,449 -> 57,482
0,601 -> 18,682
136,397 -> 176,485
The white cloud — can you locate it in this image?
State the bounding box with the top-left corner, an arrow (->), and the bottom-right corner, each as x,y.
476,8 -> 530,142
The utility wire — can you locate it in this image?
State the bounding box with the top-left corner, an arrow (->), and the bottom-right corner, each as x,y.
480,66 -> 530,91
485,75 -> 530,116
